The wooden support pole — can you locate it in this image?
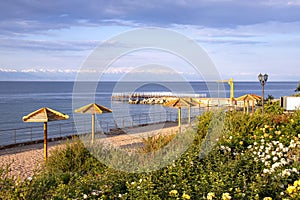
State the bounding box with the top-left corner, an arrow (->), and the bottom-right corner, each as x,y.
188,106 -> 191,125
92,114 -> 95,144
178,107 -> 181,133
44,122 -> 48,161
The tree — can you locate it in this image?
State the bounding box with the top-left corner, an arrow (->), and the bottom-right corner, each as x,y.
295,81 -> 300,92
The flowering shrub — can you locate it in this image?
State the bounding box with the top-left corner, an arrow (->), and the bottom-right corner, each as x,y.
1,111 -> 300,199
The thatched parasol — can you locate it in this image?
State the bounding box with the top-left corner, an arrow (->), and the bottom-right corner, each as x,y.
164,98 -> 196,132
74,103 -> 112,143
23,107 -> 69,161
235,94 -> 261,113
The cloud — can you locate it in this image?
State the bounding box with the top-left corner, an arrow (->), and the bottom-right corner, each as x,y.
0,38 -> 99,52
1,0 -> 300,36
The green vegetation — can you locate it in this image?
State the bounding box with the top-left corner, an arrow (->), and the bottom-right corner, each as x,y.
295,82 -> 300,92
1,110 -> 300,200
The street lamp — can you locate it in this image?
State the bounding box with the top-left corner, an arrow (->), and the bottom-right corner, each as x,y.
258,73 -> 268,114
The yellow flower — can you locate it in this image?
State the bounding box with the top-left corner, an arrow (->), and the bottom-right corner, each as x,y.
169,189 -> 178,197
286,185 -> 296,194
222,192 -> 232,200
239,141 -> 244,145
293,179 -> 300,187
207,192 -> 215,200
263,197 -> 272,200
182,193 -> 191,199
269,135 -> 273,139
291,119 -> 294,123
275,130 -> 281,135
264,133 -> 269,138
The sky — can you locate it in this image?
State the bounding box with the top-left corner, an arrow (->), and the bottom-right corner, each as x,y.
0,0 -> 300,81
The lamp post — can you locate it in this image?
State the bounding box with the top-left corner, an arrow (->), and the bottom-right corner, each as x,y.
258,73 -> 268,114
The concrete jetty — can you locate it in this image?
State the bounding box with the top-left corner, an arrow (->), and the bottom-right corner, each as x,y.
111,92 -> 207,104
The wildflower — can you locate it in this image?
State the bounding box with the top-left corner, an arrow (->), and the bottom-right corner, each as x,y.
118,194 -> 122,198
294,179 -> 300,187
131,181 -> 135,185
286,185 -> 296,194
27,176 -> 33,181
263,197 -> 272,200
182,193 -> 191,199
207,192 -> 215,200
239,141 -> 243,145
169,190 -> 178,197
139,179 -> 143,183
275,130 -> 281,135
272,156 -> 278,162
222,192 -> 232,200
83,194 -> 88,199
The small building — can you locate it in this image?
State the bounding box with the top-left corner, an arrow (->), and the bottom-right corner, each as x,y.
280,96 -> 300,111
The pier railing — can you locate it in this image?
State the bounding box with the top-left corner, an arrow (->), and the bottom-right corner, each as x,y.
0,107 -> 203,148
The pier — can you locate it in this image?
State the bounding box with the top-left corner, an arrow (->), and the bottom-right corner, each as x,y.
111,92 -> 207,104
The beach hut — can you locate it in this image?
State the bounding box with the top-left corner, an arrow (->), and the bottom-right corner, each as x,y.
235,94 -> 261,113
22,107 -> 69,161
164,98 -> 196,133
74,103 -> 112,143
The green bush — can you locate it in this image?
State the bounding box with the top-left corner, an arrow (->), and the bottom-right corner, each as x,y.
1,110 -> 300,199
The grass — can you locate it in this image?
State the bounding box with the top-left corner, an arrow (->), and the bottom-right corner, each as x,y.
1,104 -> 300,199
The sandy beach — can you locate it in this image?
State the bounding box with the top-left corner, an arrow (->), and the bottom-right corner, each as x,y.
0,122 -> 182,180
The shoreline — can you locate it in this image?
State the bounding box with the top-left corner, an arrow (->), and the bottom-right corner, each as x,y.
0,121 -> 182,180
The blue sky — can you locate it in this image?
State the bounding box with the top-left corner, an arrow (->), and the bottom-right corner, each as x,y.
0,0 -> 300,81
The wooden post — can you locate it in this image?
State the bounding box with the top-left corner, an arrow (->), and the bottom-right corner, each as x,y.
92,114 -> 95,144
44,122 -> 47,161
178,107 -> 181,133
188,106 -> 191,125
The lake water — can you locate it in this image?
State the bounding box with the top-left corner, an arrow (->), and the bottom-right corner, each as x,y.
0,81 -> 298,146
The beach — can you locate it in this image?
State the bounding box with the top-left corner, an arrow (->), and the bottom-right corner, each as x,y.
0,122 -> 181,180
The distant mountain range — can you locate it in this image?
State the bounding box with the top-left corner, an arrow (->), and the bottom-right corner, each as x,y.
0,69 -> 77,81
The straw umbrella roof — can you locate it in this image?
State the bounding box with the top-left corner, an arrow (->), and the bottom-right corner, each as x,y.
74,103 -> 112,114
235,94 -> 261,101
164,98 -> 197,108
23,107 -> 69,122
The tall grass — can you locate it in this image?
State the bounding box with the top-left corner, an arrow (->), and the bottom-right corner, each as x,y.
1,107 -> 300,199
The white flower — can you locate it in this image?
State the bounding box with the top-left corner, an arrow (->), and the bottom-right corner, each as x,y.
263,169 -> 270,174
265,161 -> 270,166
266,155 -> 271,160
279,143 -> 284,149
292,168 -> 298,173
83,194 -> 88,199
280,192 -> 284,196
260,145 -> 264,150
27,176 -> 33,181
271,151 -> 276,156
254,142 -> 258,146
273,156 -> 278,162
283,147 -> 289,153
137,186 -> 141,189
118,194 -> 122,198
247,145 -> 252,149
139,179 -> 143,183
280,158 -> 287,165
